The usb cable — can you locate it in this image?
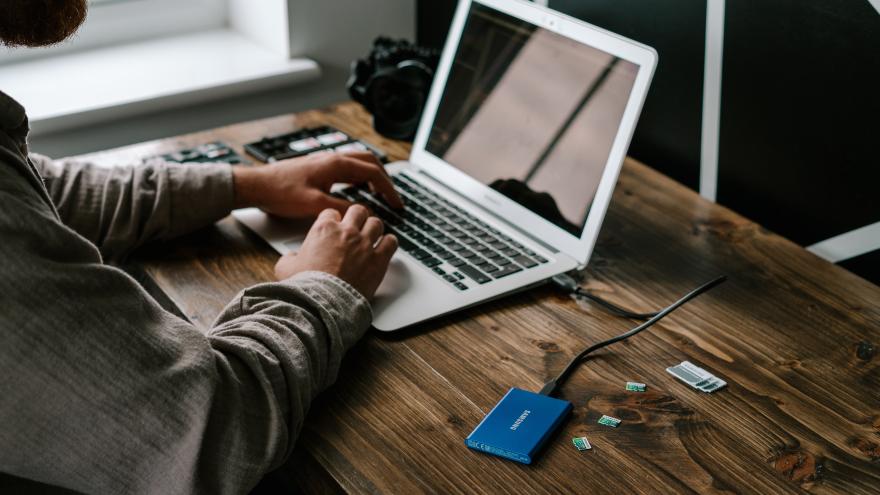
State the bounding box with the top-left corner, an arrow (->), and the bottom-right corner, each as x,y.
541,275 -> 727,397
551,274 -> 659,320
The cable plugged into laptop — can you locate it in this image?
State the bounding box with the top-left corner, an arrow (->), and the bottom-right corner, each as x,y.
550,274 -> 660,320
465,275 -> 727,464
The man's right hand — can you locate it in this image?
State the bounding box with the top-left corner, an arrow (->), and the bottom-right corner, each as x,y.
274,205 -> 398,299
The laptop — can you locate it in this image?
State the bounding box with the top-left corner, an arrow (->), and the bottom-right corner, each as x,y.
233,0 -> 657,331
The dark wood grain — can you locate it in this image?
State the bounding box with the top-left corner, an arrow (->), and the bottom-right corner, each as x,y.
79,102 -> 880,494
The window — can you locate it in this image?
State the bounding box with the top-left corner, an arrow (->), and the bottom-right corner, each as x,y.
0,0 -> 411,136
0,0 -> 226,64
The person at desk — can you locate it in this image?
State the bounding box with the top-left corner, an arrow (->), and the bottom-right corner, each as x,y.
0,3 -> 401,493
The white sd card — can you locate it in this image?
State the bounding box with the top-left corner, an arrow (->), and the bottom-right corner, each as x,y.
666,361 -> 726,393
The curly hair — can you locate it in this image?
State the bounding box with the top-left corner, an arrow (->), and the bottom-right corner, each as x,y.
0,0 -> 88,47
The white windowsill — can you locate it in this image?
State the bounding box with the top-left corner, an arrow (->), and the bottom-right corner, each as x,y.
0,29 -> 321,136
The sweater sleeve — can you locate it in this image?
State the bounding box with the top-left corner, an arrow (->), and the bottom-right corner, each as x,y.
28,153 -> 235,261
0,175 -> 372,494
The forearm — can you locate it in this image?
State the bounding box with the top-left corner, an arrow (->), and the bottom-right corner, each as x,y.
3,232 -> 372,493
31,153 -> 235,260
208,272 -> 373,456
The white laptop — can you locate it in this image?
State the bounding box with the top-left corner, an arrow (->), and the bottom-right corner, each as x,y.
234,0 -> 657,331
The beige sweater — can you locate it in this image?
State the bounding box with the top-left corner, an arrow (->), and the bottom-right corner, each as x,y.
0,91 -> 372,494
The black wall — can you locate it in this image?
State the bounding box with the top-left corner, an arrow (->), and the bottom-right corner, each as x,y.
416,0 -> 880,285
718,1 -> 879,247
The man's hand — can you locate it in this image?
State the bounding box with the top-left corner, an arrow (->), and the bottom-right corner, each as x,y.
232,152 -> 403,217
274,206 -> 398,298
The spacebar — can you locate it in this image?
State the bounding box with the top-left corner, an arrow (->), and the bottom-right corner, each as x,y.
458,264 -> 491,284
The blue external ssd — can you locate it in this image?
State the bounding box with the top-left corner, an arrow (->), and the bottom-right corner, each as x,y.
465,388 -> 572,464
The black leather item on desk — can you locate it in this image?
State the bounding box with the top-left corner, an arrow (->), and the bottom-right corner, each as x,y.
146,142 -> 248,165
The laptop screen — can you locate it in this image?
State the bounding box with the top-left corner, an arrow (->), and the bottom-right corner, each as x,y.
425,3 -> 640,236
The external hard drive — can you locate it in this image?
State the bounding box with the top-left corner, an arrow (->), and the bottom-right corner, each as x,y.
465,388 -> 572,464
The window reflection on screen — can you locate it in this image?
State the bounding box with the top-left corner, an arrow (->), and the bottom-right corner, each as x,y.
426,4 -> 639,236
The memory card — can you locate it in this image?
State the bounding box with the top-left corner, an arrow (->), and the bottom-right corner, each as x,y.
597,415 -> 621,427
289,137 -> 321,152
316,131 -> 348,145
666,361 -> 727,393
334,142 -> 368,153
572,437 -> 592,451
666,365 -> 703,385
625,382 -> 647,392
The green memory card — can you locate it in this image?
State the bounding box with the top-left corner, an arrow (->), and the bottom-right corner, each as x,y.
625,382 -> 646,392
598,415 -> 621,427
572,437 -> 592,451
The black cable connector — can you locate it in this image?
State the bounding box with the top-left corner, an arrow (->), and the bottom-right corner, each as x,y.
551,274 -> 658,320
541,275 -> 727,397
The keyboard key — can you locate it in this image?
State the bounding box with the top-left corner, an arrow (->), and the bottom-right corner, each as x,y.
513,255 -> 538,268
495,257 -> 512,266
398,238 -> 416,251
421,257 -> 442,268
454,282 -> 469,290
411,249 -> 430,260
502,248 -> 519,257
432,266 -> 446,275
483,264 -> 500,274
476,256 -> 494,267
492,264 -> 523,279
438,250 -> 457,260
461,250 -> 477,259
449,258 -> 466,267
534,255 -> 549,263
459,264 -> 491,284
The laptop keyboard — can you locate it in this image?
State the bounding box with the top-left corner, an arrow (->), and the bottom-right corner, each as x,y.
334,172 -> 549,291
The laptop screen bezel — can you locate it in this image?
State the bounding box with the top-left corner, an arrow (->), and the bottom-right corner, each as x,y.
408,0 -> 658,266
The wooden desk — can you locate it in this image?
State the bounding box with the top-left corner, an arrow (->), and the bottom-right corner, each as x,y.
81,102 -> 879,494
